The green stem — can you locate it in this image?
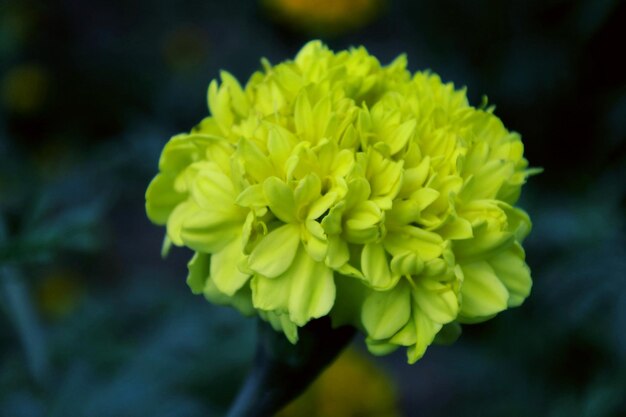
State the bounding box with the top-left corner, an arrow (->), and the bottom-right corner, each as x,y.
226,317 -> 356,417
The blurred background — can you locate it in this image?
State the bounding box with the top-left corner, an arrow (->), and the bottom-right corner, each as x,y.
1,0 -> 625,416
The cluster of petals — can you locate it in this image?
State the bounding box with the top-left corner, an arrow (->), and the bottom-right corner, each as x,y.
146,41 -> 536,363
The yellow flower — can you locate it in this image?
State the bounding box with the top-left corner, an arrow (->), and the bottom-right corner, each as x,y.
146,41 -> 538,363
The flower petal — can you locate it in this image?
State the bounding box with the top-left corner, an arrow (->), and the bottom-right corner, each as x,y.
406,305 -> 442,364
179,206 -> 242,253
211,237 -> 250,295
390,252 -> 424,276
248,224 -> 300,278
459,261 -> 509,321
489,243 -> 531,307
344,201 -> 383,244
294,174 -> 322,215
146,173 -> 186,225
191,165 -> 236,209
203,275 -> 254,316
388,119 -> 416,154
384,226 -> 443,261
252,246 -> 336,326
186,252 -> 210,295
303,220 -> 327,262
238,138 -> 275,183
287,250 -> 335,325
294,92 -> 314,142
263,176 -> 297,223
362,243 -> 397,290
412,280 -> 458,324
325,236 -> 349,269
207,79 -> 235,134
166,200 -> 197,246
267,125 -> 297,173
362,282 -> 411,339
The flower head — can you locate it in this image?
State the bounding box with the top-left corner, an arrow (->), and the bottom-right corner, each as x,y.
146,41 -> 537,363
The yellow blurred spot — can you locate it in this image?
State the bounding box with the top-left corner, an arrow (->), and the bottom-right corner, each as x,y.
36,270 -> 84,319
277,347 -> 402,417
263,0 -> 384,35
1,64 -> 49,115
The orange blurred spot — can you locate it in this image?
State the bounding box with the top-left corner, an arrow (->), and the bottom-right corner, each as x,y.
263,0 -> 384,35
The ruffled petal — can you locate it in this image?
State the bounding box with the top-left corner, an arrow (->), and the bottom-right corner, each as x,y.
459,261 -> 509,321
211,237 -> 250,295
361,243 -> 398,290
248,224 -> 300,278
361,281 -> 411,339
252,246 -> 336,326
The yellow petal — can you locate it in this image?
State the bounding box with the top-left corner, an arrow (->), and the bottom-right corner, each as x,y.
390,252 -> 424,276
361,243 -> 398,290
288,251 -> 335,325
407,305 -> 442,364
235,184 -> 267,209
437,216 -> 473,240
211,237 -> 250,296
166,200 -> 197,247
186,252 -> 210,295
307,191 -> 337,220
361,282 -> 411,339
252,246 -> 336,326
178,203 -> 242,253
459,261 -> 509,320
145,173 -> 185,225
412,280 -> 458,324
384,226 -> 443,261
294,174 -> 322,215
325,236 -> 349,269
238,138 -> 275,183
294,92 -> 314,142
220,70 -> 249,117
388,119 -> 416,154
489,244 -> 531,307
263,176 -> 297,223
303,220 -> 327,262
248,224 -> 300,278
190,166 -> 236,209
344,201 -> 383,244
365,339 -> 399,356
207,79 -> 234,134
267,125 -> 297,174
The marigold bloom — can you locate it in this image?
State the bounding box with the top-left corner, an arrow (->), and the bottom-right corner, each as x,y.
146,41 -> 537,363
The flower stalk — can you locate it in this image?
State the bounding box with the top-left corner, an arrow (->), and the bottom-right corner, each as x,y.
226,317 -> 356,417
